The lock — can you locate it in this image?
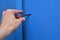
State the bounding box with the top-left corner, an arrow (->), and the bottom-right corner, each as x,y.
18,13 -> 32,17
15,13 -> 31,19
20,13 -> 32,17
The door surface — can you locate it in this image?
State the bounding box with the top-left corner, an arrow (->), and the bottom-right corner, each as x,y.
0,0 -> 22,40
23,0 -> 60,40
0,0 -> 60,40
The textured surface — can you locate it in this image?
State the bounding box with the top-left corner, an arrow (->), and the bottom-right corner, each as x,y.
23,0 -> 60,40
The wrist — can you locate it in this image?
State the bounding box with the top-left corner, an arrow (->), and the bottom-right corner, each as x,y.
0,39 -> 5,40
0,26 -> 7,40
0,29 -> 5,40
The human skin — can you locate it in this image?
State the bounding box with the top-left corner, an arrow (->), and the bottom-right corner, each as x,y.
0,9 -> 25,40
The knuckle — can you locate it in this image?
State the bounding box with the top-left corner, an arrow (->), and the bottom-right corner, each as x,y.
2,11 -> 6,15
7,9 -> 10,10
3,11 -> 6,13
7,9 -> 12,12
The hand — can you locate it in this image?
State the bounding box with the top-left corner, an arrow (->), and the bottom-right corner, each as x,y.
0,9 -> 25,40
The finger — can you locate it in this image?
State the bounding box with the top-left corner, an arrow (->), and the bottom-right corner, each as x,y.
2,11 -> 6,16
9,17 -> 25,32
6,9 -> 23,14
9,20 -> 22,32
19,17 -> 25,22
17,17 -> 25,22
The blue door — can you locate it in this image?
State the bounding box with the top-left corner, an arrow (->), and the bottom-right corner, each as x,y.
0,0 -> 60,40
23,0 -> 60,40
0,0 -> 22,40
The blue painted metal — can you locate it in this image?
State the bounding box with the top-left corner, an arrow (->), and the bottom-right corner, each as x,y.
23,0 -> 60,40
16,0 -> 22,40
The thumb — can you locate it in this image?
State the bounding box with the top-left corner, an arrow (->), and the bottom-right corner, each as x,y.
17,17 -> 25,22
